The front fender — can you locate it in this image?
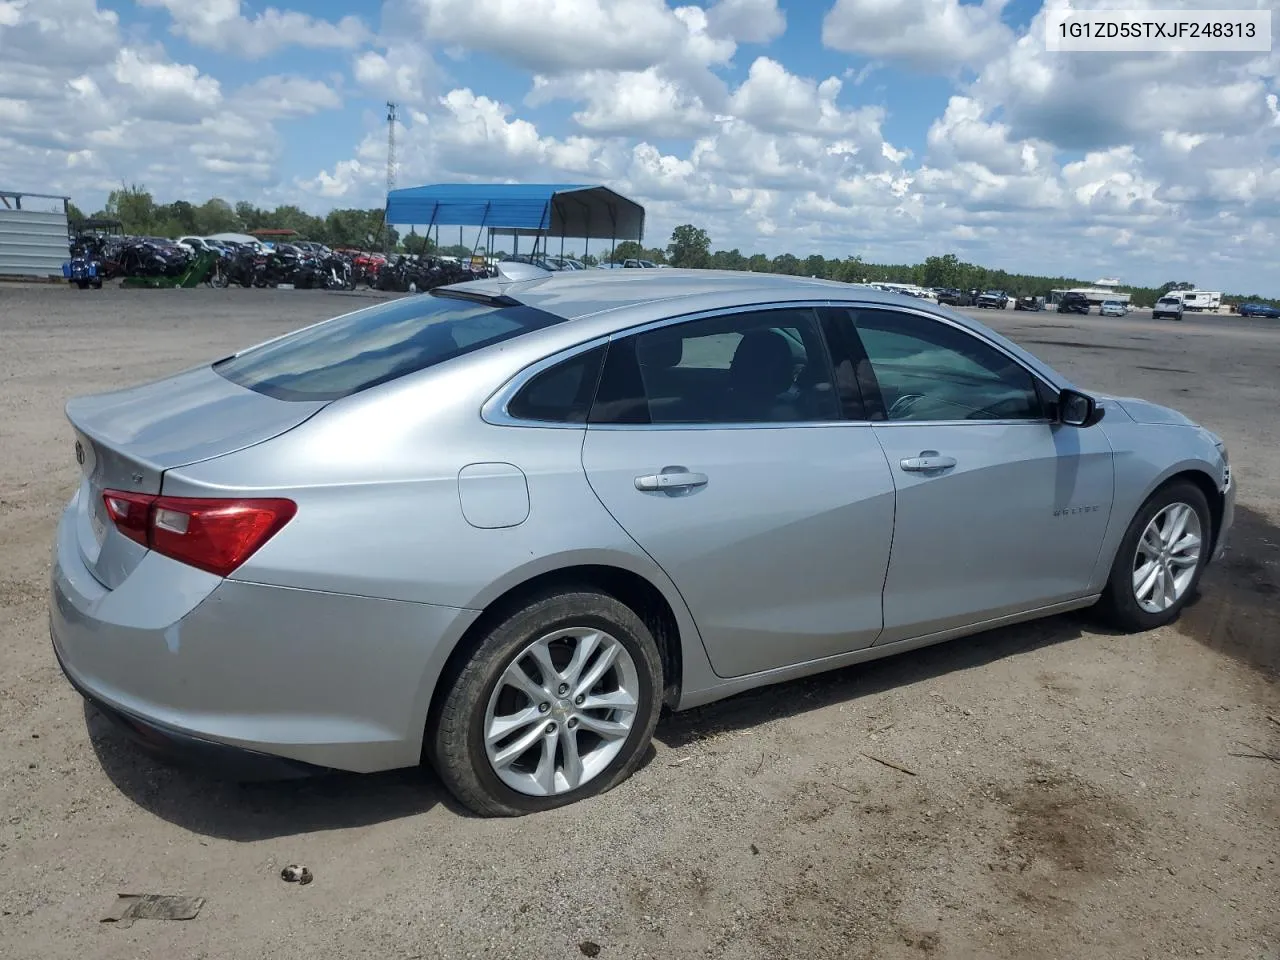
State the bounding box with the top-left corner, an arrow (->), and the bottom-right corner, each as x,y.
1087,421 -> 1228,592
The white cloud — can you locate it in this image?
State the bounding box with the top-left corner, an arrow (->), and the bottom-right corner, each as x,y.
136,0 -> 372,58
232,76 -> 343,119
110,49 -> 222,121
528,68 -> 714,138
728,57 -> 883,138
386,0 -> 698,74
823,0 -> 1014,72
704,0 -> 786,44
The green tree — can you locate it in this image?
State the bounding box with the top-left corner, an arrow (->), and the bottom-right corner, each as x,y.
104,184 -> 156,234
667,224 -> 711,268
195,198 -> 239,234
771,253 -> 801,275
710,248 -> 747,271
235,201 -> 264,231
67,201 -> 87,225
609,240 -> 645,263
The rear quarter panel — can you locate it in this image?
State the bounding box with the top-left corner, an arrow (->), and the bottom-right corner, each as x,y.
161,354 -> 711,723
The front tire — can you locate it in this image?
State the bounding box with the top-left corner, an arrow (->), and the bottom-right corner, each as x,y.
1098,480 -> 1211,632
431,589 -> 663,817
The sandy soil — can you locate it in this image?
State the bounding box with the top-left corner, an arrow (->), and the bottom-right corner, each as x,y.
0,285 -> 1276,960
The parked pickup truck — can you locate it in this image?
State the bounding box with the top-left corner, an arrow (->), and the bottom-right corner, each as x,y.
975,290 -> 1009,309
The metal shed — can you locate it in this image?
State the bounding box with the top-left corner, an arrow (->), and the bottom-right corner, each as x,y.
0,190 -> 71,279
384,183 -> 645,259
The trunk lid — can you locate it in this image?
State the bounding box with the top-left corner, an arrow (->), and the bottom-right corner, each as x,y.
66,364 -> 327,589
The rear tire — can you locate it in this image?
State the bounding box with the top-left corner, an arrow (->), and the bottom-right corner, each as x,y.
1097,480 -> 1211,632
431,589 -> 663,817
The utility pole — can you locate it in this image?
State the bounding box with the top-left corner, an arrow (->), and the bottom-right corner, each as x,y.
384,101 -> 398,254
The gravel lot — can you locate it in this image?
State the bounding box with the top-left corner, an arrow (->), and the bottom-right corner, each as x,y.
1,285 -> 1277,960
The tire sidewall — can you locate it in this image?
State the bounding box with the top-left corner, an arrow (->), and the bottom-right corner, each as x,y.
440,592 -> 662,815
1107,480 -> 1211,629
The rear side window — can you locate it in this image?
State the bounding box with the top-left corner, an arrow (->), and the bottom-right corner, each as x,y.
214,293 -> 567,401
507,346 -> 606,423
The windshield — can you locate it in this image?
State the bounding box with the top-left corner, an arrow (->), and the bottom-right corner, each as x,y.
214,293 -> 567,401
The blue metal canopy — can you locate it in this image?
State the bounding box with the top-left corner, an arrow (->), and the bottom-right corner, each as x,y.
384,183 -> 644,241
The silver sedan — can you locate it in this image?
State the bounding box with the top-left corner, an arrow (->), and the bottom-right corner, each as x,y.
49,268 -> 1234,815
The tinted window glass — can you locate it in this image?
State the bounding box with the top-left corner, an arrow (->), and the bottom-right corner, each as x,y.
591,308 -> 840,425
851,309 -> 1044,422
507,346 -> 606,423
214,293 -> 567,401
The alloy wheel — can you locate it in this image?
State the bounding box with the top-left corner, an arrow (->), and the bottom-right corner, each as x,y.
483,627 -> 640,797
1132,501 -> 1202,613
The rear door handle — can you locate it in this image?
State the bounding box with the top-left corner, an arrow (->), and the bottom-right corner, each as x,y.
900,452 -> 956,472
635,470 -> 709,492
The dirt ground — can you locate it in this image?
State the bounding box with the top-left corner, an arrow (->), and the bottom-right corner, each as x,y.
0,285 -> 1276,960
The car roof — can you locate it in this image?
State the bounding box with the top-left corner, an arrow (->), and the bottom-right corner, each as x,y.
433,268 -> 1072,390
449,268 -> 939,321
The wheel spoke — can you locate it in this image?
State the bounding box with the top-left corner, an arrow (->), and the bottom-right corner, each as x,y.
502,664 -> 549,704
1167,505 -> 1190,546
487,705 -> 542,745
562,631 -> 603,688
1161,562 -> 1177,607
492,720 -> 549,769
560,729 -> 584,790
1168,551 -> 1198,568
532,726 -> 558,794
575,713 -> 629,740
1171,532 -> 1201,555
581,688 -> 638,713
526,639 -> 561,689
1136,561 -> 1161,602
1141,527 -> 1163,557
575,640 -> 621,698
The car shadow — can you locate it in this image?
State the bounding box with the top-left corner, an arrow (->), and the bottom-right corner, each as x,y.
85,705 -> 663,838
656,608 -> 1109,749
1177,503 -> 1280,675
84,703 -> 455,840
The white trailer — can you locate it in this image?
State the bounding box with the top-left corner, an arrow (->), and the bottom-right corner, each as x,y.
1179,290 -> 1222,311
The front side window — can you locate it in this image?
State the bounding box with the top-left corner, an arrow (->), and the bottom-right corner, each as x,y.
214,292 -> 567,402
850,309 -> 1045,422
591,308 -> 840,425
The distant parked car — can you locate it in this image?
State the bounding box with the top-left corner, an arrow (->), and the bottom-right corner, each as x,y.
1100,300 -> 1127,318
1014,296 -> 1043,312
1153,296 -> 1185,321
1238,302 -> 1280,318
1057,293 -> 1091,315
934,288 -> 974,307
976,290 -> 1008,309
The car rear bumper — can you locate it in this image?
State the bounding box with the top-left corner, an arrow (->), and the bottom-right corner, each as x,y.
53,638 -> 327,780
49,498 -> 479,776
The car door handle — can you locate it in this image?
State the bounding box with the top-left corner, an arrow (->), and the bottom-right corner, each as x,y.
635,470 -> 709,492
900,452 -> 956,472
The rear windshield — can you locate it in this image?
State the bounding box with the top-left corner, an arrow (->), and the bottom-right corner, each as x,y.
214,293 -> 566,401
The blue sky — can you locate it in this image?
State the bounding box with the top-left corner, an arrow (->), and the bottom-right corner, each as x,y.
2,0 -> 1278,293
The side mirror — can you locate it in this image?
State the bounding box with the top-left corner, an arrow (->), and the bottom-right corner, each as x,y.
1058,388 -> 1105,427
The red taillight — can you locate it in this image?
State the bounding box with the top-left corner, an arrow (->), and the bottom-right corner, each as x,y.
101,491 -> 296,578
